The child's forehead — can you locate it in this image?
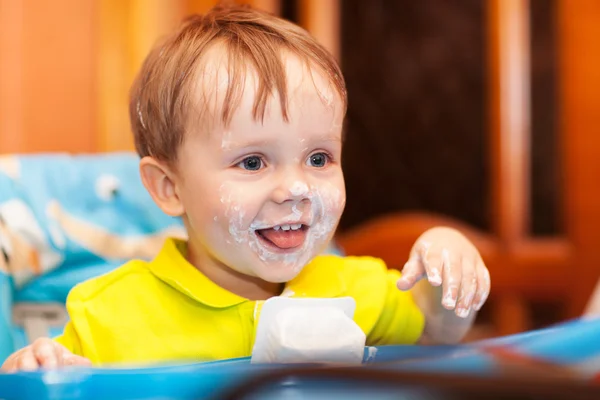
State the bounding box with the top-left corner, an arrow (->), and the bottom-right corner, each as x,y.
189,44 -> 339,123
197,44 -> 331,85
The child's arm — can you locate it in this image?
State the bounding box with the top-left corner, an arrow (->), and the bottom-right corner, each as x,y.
396,227 -> 491,344
1,337 -> 90,372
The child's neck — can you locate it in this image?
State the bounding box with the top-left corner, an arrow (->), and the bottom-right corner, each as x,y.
186,241 -> 283,301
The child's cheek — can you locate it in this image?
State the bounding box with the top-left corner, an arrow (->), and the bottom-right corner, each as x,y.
217,182 -> 258,245
308,181 -> 345,241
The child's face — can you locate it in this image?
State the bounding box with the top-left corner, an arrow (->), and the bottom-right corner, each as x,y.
175,54 -> 345,283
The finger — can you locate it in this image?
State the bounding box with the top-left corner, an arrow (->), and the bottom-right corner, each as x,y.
63,354 -> 92,367
455,257 -> 477,318
419,241 -> 442,286
33,339 -> 61,368
17,351 -> 39,371
1,351 -> 23,372
441,249 -> 461,310
397,257 -> 426,291
473,260 -> 491,311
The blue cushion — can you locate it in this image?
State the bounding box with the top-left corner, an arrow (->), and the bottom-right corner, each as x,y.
0,152 -> 184,298
0,271 -> 14,363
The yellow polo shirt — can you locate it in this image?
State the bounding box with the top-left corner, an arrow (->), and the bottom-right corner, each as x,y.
54,238 -> 424,366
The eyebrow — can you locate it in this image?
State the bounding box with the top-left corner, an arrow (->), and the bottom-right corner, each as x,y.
316,134 -> 342,143
221,138 -> 271,151
221,132 -> 342,152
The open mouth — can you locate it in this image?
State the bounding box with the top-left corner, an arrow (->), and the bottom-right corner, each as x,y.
255,224 -> 308,251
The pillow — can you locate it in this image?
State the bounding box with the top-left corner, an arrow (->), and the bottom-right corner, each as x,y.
0,153 -> 185,297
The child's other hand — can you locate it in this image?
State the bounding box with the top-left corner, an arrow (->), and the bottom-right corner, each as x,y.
1,338 -> 91,372
396,227 -> 490,318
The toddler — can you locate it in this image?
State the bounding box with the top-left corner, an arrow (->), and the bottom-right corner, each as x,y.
2,3 -> 490,371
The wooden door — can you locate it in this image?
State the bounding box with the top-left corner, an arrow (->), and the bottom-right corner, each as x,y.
331,0 -> 600,336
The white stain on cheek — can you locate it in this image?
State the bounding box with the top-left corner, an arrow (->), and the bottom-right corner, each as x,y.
219,184 -> 247,245
228,204 -> 246,244
307,183 -> 344,245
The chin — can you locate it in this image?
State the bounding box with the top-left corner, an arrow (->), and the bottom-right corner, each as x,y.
254,262 -> 305,284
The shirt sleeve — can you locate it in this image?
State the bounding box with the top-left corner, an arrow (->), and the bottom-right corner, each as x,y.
52,286 -> 95,360
53,320 -> 83,355
366,268 -> 425,346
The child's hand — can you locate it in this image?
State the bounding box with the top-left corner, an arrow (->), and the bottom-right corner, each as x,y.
1,338 -> 91,372
396,227 -> 490,318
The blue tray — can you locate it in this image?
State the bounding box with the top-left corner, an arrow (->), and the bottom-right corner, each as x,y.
1,318 -> 600,400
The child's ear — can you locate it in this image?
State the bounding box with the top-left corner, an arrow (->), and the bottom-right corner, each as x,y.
139,157 -> 184,217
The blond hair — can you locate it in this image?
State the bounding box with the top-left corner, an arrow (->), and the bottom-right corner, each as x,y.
129,2 -> 347,162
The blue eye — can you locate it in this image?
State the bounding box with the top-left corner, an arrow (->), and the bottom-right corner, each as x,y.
307,152 -> 328,168
239,156 -> 263,171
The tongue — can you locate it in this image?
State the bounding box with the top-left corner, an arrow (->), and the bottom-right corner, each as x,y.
259,228 -> 306,249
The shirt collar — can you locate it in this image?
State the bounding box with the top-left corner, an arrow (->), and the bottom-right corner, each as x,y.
148,238 -> 346,308
149,238 -> 248,308
284,254 -> 346,298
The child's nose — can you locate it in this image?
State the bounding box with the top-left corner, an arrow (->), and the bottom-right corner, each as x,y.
271,174 -> 310,204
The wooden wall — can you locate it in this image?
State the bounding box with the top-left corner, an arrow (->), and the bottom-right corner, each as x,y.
335,0 -> 600,333
559,0 -> 600,318
0,0 -> 288,154
0,0 -> 97,153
